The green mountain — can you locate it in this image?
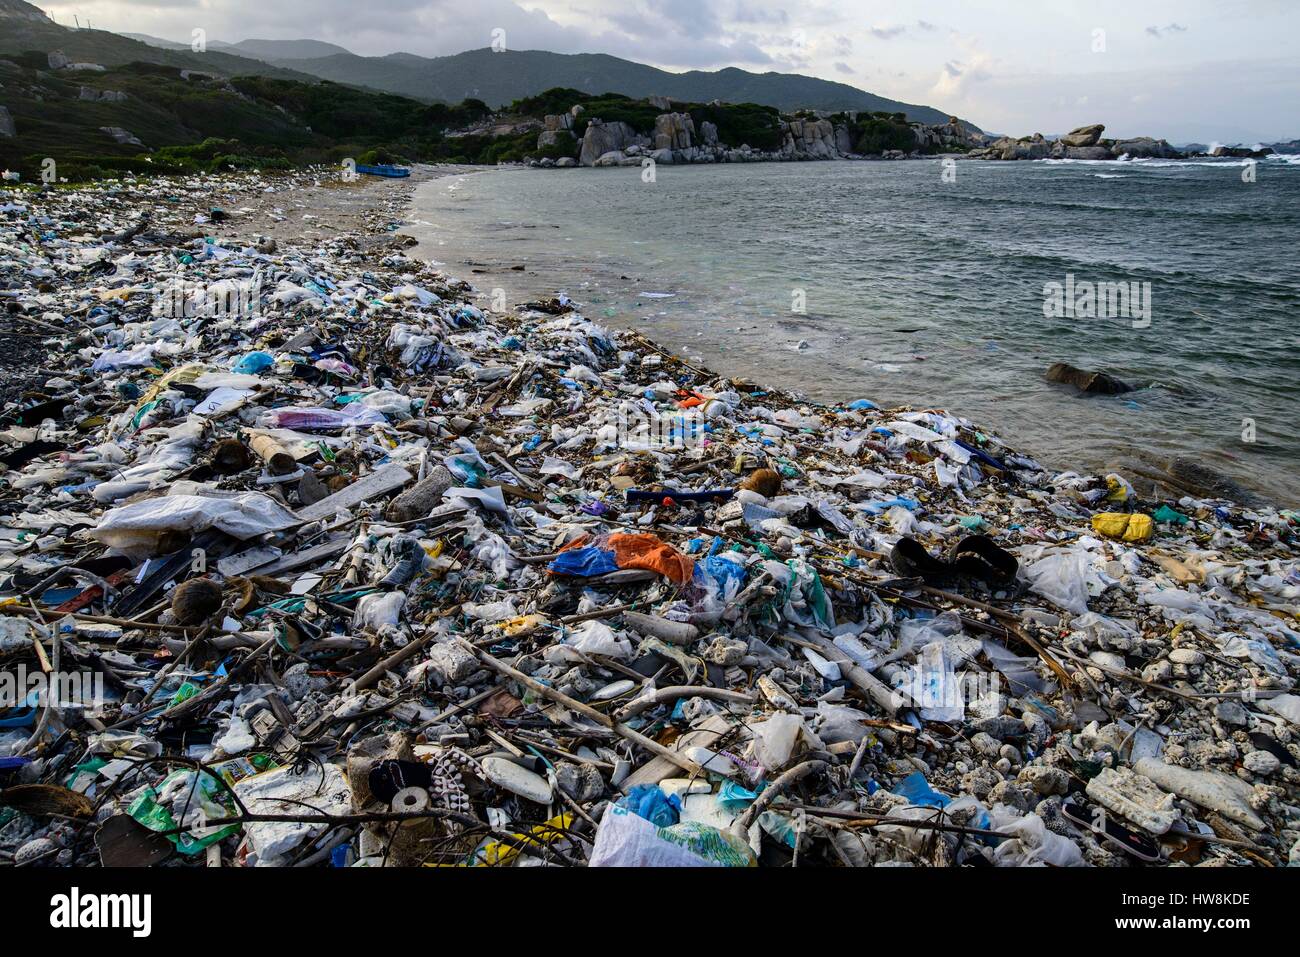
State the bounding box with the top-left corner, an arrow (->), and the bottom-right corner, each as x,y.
0,0 -> 980,177
259,47 -> 972,126
226,38 -> 354,60
0,0 -> 49,22
0,4 -> 315,83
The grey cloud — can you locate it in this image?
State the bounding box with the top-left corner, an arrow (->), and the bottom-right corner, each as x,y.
833,61 -> 854,74
731,2 -> 788,25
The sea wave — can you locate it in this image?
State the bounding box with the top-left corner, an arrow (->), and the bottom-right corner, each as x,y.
1039,157 -> 1262,169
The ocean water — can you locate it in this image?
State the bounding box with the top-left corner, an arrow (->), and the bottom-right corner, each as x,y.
406,155 -> 1300,505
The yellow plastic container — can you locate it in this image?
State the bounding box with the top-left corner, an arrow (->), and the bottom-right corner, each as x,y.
1091,512 -> 1154,543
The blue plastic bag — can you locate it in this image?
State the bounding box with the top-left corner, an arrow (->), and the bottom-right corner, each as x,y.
618,785 -> 682,827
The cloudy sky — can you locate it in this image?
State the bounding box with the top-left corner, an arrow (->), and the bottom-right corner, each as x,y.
39,0 -> 1300,142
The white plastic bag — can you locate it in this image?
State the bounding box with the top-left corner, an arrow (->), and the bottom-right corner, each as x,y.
588,805 -> 754,867
91,491 -> 300,554
750,713 -> 804,771
565,620 -> 633,660
989,808 -> 1084,867
1021,548 -> 1091,615
353,592 -> 405,631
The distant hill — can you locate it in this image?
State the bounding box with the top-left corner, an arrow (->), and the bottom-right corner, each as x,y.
125,34 -> 354,61
226,38 -> 354,60
254,46 -> 976,127
0,6 -> 316,84
0,0 -> 50,22
6,0 -> 976,127
118,33 -> 191,50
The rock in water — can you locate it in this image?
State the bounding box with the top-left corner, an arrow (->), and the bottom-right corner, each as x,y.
1044,362 -> 1133,395
1059,123 -> 1105,147
1165,457 -> 1265,507
1112,137 -> 1182,159
171,578 -> 224,626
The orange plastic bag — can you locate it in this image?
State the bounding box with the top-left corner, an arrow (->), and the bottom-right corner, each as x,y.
608,533 -> 695,585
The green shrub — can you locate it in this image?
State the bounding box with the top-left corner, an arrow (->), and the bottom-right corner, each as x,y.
851,117 -> 916,154
687,102 -> 782,151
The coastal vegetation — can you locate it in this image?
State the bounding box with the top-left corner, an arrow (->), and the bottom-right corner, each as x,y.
0,38 -> 877,182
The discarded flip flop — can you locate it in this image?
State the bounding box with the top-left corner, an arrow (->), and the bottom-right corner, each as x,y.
946,534 -> 1018,586
1060,796 -> 1161,863
889,537 -> 952,581
891,534 -> 1018,587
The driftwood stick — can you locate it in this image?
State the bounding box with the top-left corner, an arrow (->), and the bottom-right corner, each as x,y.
461,640 -> 704,777
736,759 -> 827,831
616,686 -> 756,721
793,804 -> 1016,839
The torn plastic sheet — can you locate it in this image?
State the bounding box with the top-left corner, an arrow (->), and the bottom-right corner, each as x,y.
981,637 -> 1055,695
91,491 -> 300,554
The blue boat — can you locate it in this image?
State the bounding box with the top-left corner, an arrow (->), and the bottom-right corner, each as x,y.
356,164 -> 410,178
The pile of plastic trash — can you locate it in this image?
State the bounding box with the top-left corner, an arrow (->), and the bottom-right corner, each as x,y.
0,169 -> 1296,868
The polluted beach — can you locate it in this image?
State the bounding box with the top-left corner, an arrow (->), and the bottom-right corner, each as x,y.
0,0 -> 1297,897
0,167 -> 1296,871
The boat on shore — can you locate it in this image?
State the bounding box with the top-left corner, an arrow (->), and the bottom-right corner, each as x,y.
356,164 -> 410,178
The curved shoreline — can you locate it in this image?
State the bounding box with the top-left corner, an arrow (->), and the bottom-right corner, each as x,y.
398,162 -> 1295,509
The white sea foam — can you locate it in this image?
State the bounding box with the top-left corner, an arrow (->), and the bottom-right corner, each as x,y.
1040,157 -> 1257,169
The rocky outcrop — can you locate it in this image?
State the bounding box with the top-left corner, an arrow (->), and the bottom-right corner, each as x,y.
537,113 -> 576,150
0,106 -> 14,138
1045,362 -> 1133,395
99,126 -> 144,147
1060,123 -> 1105,147
578,119 -> 646,166
653,112 -> 694,151
648,95 -> 673,111
782,118 -> 837,159
1210,145 -> 1273,158
968,122 -> 1183,162
47,50 -> 68,70
79,87 -> 129,103
1062,145 -> 1111,160
914,117 -> 984,152
1111,137 -> 1180,159
544,105 -> 979,169
978,135 -> 1050,160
